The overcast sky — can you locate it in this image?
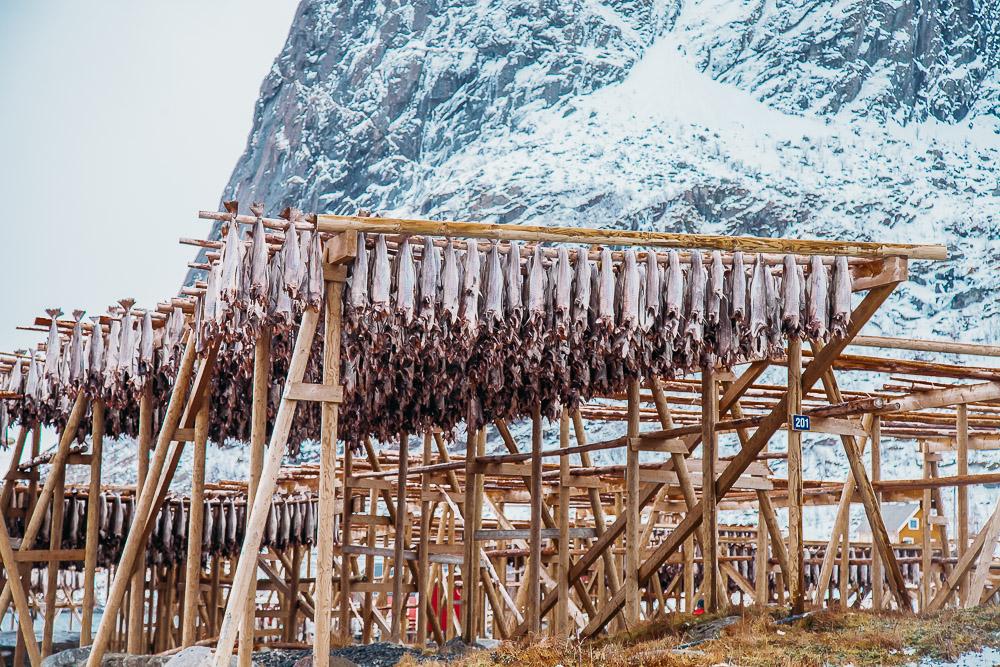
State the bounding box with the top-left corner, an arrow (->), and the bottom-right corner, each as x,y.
0,0 -> 300,354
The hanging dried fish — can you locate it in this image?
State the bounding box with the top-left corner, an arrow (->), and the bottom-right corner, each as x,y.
348,233 -> 369,310
830,256 -> 852,338
506,241 -> 523,320
781,255 -> 801,335
706,251 -> 724,327
138,311 -> 154,378
483,241 -> 504,330
664,250 -> 684,338
419,236 -> 441,328
281,219 -> 303,301
682,250 -> 707,364
806,256 -> 830,341
731,251 -> 747,325
643,251 -> 660,331
749,254 -> 769,356
572,248 -> 591,330
249,204 -> 270,302
553,247 -> 572,336
43,309 -> 62,381
620,249 -> 641,333
596,248 -> 615,326
371,235 -> 391,313
69,310 -> 85,384
440,240 -> 461,324
219,221 -> 244,306
460,239 -> 481,334
395,238 -> 416,325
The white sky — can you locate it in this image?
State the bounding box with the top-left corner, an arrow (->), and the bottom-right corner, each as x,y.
0,0 -> 300,354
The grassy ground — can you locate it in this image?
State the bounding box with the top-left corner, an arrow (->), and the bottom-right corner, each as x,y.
402,606 -> 1000,666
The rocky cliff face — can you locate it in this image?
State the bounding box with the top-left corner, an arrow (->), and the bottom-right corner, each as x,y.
196,0 -> 1000,531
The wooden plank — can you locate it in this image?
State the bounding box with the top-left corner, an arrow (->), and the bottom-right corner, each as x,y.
12,548 -> 86,562
807,416 -> 867,438
929,497 -> 1000,611
965,502 -> 1000,607
417,433 -> 433,646
43,437 -> 67,656
851,335 -> 1000,358
210,310 -> 320,667
628,437 -> 687,453
871,416 -> 884,611
80,399 -> 104,645
884,381 -> 1000,414
473,528 -> 596,541
312,213 -> 948,259
787,338 -> 804,615
285,382 -> 343,404
636,469 -> 772,491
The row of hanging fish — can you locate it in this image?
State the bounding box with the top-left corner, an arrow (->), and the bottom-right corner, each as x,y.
338,234 -> 853,440
3,487 -> 318,568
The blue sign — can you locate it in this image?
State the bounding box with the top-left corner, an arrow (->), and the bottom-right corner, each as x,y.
792,414 -> 811,431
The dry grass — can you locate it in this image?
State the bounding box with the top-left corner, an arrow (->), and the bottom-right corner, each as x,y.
400,606 -> 1000,667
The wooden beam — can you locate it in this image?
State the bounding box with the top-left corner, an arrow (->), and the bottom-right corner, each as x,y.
957,404 -> 970,605
787,338 -> 804,614
0,514 -> 41,666
929,497 -> 1000,611
884,381 -> 1000,414
871,415 -> 884,611
311,213 -> 948,259
556,409 -> 571,635
390,432 -> 409,642
417,433 -> 432,646
851,335 -> 1000,358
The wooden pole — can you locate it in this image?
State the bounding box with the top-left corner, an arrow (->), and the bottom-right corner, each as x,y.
81,399 -> 105,645
43,439 -> 67,656
316,273 -> 344,661
526,406 -> 542,634
701,368 -> 719,613
240,327 -> 270,667
957,403 -> 969,605
556,409 -> 571,635
786,338 -> 804,615
340,440 -> 354,642
871,415 -> 883,611
390,432 -> 409,642
211,309 -> 320,667
625,378 -> 642,624
181,398 -> 209,646
86,337 -> 199,667
417,432 -> 432,646
127,386 -> 153,654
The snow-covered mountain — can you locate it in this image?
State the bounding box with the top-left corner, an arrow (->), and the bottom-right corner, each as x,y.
189,0 -> 1000,534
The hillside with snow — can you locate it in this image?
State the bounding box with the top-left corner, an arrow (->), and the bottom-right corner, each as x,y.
186,0 -> 1000,534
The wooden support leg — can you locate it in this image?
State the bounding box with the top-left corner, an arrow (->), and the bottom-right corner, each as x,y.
786,338 -> 804,615
210,310 -> 320,667
43,446 -> 67,656
556,409 -> 571,635
755,501 -> 768,607
930,497 -> 1000,611
956,404 -> 969,605
870,416 -> 883,611
0,513 -> 41,666
240,327 -> 270,667
701,369 -> 719,613
390,432 -> 409,642
182,397 -> 209,646
526,408 -> 542,635
127,387 -> 153,654
81,399 -> 104,645
340,443 -> 354,642
921,442 -> 933,610
625,378 -> 642,624
417,432 -> 432,646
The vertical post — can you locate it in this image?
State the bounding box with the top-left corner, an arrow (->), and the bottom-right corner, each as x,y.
683,534 -> 695,612
786,338 -> 804,614
318,270 -> 345,660
871,415 -> 883,611
755,502 -> 768,608
625,378 -> 641,625
182,398 -> 209,646
339,437 -> 354,641
701,368 -> 719,613
81,399 -> 105,645
417,432 -> 432,646
957,404 -> 969,605
128,386 -> 153,653
526,405 -> 542,634
43,441 -> 67,656
390,432 -> 409,642
921,442 -> 933,610
556,409 -> 571,635
240,327 -> 270,667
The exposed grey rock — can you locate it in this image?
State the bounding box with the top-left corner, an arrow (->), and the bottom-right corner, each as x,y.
42,647 -> 92,667
164,647 -> 215,667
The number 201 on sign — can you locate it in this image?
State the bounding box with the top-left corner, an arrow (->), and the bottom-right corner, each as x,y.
792,414 -> 810,431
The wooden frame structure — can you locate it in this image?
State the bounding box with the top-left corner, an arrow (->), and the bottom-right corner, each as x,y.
3,211 -> 1000,667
